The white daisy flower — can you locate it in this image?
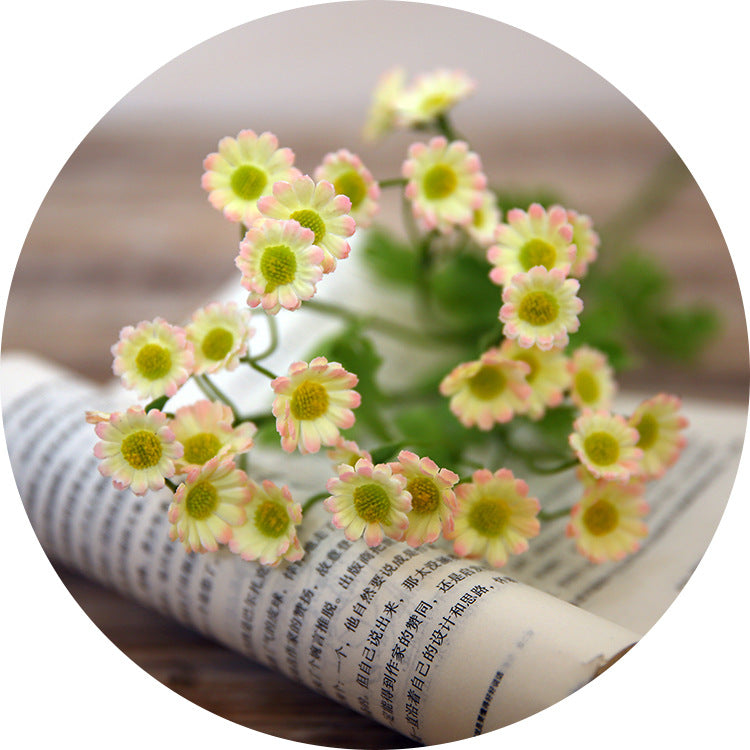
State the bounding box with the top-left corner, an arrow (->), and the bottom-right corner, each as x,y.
396,69 -> 476,126
324,458 -> 411,546
439,348 -> 532,430
499,266 -> 583,350
93,407 -> 182,495
567,479 -> 648,563
168,457 -> 249,553
170,400 -> 256,473
628,394 -> 688,479
236,218 -> 325,314
487,203 -> 575,286
447,468 -> 540,568
568,346 -> 616,411
569,410 -> 642,482
186,302 -> 254,374
314,149 -> 380,229
390,450 -> 458,547
499,339 -> 571,420
111,318 -> 194,401
258,176 -> 356,273
229,480 -> 304,566
363,67 -> 406,142
402,136 -> 487,233
271,358 -> 360,454
201,130 -> 299,225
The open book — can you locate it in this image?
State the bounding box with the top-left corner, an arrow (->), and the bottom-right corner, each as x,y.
1,261 -> 745,743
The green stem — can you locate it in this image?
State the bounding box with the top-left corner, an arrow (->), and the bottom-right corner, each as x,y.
539,506 -> 573,522
526,457 -> 579,475
194,374 -> 218,402
248,360 -> 279,380
196,374 -> 244,418
233,412 -> 275,429
434,113 -> 462,142
243,314 -> 279,363
301,490 -> 329,515
379,177 -> 408,189
304,298 -> 453,346
401,195 -> 421,248
599,149 -> 691,255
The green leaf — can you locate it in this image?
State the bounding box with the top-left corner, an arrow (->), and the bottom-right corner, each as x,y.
643,307 -> 720,361
394,401 -> 480,471
361,227 -> 419,286
429,253 -> 501,334
310,327 -> 391,442
144,394 -> 169,412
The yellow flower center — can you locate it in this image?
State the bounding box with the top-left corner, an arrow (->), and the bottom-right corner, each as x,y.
260,244 -> 297,292
582,499 -> 619,536
635,413 -> 659,450
185,481 -> 218,520
120,429 -> 163,469
135,343 -> 172,380
514,352 -> 540,383
290,209 -> 326,245
254,499 -> 290,538
201,327 -> 234,362
422,92 -> 451,113
423,164 -> 457,200
583,431 -> 621,466
406,476 -> 440,514
468,497 -> 509,537
472,208 -> 485,228
182,432 -> 222,465
518,291 -> 560,326
519,238 -> 557,271
334,170 -> 367,210
353,482 -> 391,524
230,164 -> 268,201
574,370 -> 600,404
290,380 -> 330,420
468,365 -> 507,400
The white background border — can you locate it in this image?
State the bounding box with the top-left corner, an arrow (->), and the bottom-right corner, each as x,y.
2,2 -> 747,748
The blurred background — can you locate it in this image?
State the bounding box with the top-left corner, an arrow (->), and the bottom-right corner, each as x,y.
3,2 -> 747,747
6,1 -> 747,400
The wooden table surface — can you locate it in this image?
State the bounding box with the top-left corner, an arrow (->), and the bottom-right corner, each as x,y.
4,117 -> 748,748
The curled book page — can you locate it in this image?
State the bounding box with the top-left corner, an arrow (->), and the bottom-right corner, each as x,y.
1,352 -> 637,743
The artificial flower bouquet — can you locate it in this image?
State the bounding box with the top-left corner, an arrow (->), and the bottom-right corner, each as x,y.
88,67 -> 708,575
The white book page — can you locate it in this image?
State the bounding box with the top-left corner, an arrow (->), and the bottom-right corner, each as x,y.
2,251 -> 744,741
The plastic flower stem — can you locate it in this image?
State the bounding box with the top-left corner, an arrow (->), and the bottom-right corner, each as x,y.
193,373 -> 219,402
301,490 -> 329,515
538,506 -> 573,522
401,195 -> 421,248
197,374 -> 244,418
434,112 -> 462,143
241,313 -> 279,364
248,360 -> 279,380
257,313 -> 280,361
144,394 -> 169,413
378,177 -> 408,189
526,457 -> 579,475
414,230 -> 439,328
164,478 -> 178,493
303,299 -> 447,346
598,150 -> 690,256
